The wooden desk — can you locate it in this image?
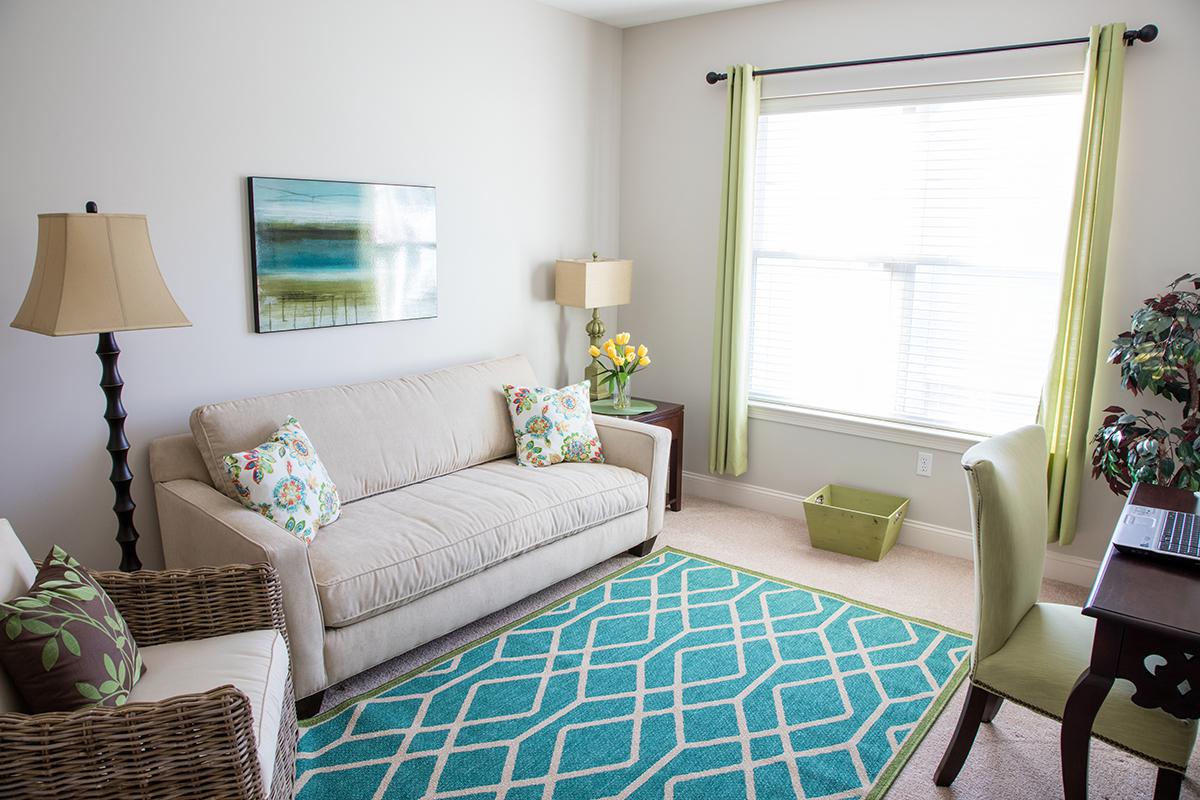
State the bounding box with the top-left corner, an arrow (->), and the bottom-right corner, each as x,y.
594,398 -> 684,513
1061,483 -> 1200,800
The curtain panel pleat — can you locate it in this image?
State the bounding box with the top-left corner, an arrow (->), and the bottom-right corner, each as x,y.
1040,23 -> 1127,545
709,64 -> 760,476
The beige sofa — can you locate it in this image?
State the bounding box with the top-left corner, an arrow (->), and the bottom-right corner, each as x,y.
149,355 -> 671,706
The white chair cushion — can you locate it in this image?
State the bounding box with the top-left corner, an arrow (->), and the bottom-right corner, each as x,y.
308,460 -> 649,627
128,629 -> 289,791
0,519 -> 37,713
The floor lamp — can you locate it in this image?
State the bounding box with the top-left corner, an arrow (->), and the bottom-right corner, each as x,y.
10,202 -> 191,571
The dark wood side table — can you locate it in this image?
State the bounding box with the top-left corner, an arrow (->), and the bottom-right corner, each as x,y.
1060,483 -> 1200,800
593,398 -> 684,512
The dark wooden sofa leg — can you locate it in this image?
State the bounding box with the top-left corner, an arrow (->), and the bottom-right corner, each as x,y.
1154,767 -> 1183,800
934,683 -> 996,786
981,693 -> 1003,723
296,690 -> 326,720
628,537 -> 658,557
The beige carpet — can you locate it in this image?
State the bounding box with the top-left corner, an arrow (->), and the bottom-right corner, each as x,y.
319,496 -> 1198,799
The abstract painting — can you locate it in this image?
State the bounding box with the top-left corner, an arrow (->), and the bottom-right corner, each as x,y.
248,176 -> 437,332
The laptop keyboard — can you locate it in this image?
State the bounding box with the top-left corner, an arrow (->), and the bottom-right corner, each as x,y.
1160,511 -> 1200,556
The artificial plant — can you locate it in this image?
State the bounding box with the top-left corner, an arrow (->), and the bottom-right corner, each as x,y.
1092,273 -> 1200,495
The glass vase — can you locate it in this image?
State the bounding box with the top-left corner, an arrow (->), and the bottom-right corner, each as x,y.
612,375 -> 633,410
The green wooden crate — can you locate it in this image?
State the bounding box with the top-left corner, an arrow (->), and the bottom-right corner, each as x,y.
802,484 -> 910,561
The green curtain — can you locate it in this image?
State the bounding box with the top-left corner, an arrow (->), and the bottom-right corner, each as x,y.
709,64 -> 760,476
1040,23 -> 1127,544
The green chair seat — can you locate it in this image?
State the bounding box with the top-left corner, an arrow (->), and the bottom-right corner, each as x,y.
974,602 -> 1196,770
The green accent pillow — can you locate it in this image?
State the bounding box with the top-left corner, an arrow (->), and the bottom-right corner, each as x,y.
0,546 -> 145,713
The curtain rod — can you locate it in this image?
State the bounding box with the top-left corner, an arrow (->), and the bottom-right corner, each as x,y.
705,24 -> 1158,85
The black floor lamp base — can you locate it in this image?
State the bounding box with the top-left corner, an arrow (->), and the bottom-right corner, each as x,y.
97,331 -> 141,572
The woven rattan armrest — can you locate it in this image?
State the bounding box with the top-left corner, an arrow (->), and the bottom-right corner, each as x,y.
0,684 -> 273,799
91,563 -> 288,648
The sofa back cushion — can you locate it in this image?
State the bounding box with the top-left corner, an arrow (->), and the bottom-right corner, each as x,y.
190,355 -> 538,504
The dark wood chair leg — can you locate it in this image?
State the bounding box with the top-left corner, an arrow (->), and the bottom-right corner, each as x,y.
296,689 -> 326,719
1154,768 -> 1183,800
934,683 -> 995,786
981,693 -> 1003,723
628,537 -> 658,557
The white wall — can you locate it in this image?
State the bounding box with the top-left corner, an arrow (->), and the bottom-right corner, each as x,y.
0,0 -> 622,569
619,0 -> 1200,564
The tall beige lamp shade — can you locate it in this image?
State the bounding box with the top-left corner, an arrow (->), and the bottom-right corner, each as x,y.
555,255 -> 633,400
11,202 -> 190,571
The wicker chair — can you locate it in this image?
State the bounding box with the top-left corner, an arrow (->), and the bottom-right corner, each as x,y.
0,527 -> 298,800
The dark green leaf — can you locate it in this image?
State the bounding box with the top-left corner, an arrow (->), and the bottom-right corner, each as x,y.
41,638 -> 58,671
75,682 -> 102,701
60,586 -> 97,602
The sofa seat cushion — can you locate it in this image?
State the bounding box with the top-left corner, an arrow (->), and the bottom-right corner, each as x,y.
128,629 -> 289,792
308,460 -> 649,627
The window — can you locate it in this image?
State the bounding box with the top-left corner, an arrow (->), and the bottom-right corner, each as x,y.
748,75 -> 1083,435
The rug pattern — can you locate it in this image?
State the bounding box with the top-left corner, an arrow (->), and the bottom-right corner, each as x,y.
297,550 -> 970,799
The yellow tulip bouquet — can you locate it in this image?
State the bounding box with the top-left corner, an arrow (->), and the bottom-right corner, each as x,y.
588,332 -> 650,410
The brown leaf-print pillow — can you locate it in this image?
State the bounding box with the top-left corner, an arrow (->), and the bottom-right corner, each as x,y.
0,546 -> 145,713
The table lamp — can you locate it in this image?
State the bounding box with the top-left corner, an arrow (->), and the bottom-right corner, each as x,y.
11,202 -> 191,571
555,253 -> 633,400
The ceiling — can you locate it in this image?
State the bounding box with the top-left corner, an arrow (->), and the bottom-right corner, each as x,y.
538,0 -> 779,28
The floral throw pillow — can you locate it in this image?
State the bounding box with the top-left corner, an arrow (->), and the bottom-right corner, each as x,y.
222,416 -> 340,543
0,546 -> 146,713
502,381 -> 604,468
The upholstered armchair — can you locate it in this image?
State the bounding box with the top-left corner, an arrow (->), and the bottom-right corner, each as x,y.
0,520 -> 298,800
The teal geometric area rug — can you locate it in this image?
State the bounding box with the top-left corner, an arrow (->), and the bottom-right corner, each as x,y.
296,549 -> 971,800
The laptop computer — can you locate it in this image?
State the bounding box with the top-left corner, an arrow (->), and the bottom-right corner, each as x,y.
1112,497 -> 1200,563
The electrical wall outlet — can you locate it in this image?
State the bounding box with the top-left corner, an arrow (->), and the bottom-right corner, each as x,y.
916,451 -> 933,477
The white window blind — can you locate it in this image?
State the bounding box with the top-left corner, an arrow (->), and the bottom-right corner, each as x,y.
749,75 -> 1084,435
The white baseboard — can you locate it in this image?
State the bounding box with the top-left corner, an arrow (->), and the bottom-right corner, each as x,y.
682,471 -> 1099,587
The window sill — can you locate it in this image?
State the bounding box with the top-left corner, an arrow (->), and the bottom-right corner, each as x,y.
747,401 -> 986,454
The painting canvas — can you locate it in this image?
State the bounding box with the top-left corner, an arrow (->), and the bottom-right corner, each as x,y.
248,176 -> 437,332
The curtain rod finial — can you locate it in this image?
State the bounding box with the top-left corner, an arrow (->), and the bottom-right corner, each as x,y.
1126,24 -> 1158,44
706,71 -> 726,84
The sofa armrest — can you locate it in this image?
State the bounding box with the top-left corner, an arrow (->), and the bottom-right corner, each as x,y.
593,416 -> 672,540
154,479 -> 327,698
93,564 -> 287,649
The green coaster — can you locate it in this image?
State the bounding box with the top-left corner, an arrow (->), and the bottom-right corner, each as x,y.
592,399 -> 657,416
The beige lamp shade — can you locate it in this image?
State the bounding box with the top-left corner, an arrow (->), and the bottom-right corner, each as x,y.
11,213 -> 190,336
554,257 -> 633,309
